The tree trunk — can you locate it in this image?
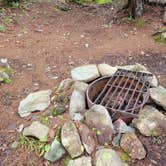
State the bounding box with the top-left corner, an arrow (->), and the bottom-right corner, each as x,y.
130,0 -> 144,18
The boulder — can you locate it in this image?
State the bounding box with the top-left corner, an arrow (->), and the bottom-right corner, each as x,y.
132,105 -> 166,136
56,78 -> 74,92
71,64 -> 100,82
78,123 -> 96,154
150,86 -> 166,110
69,90 -> 86,121
61,121 -> 84,158
98,64 -> 117,76
18,90 -> 52,117
68,156 -> 92,166
120,133 -> 146,160
95,148 -> 128,166
44,139 -> 65,162
23,121 -> 49,140
84,105 -> 114,144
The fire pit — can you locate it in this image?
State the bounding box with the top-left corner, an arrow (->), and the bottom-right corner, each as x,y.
86,69 -> 153,123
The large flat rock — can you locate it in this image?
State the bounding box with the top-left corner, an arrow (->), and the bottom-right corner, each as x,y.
71,64 -> 100,82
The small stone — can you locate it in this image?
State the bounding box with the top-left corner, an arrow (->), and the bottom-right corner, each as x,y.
163,11 -> 166,24
18,90 -> 52,117
74,81 -> 88,92
11,141 -> 19,149
150,86 -> 166,110
84,105 -> 114,144
17,124 -> 24,133
23,121 -> 49,140
56,78 -> 74,92
71,64 -> 100,82
113,119 -> 135,134
120,133 -> 146,160
98,64 -> 117,76
69,90 -> 86,121
68,156 -> 92,166
61,121 -> 84,158
132,105 -> 166,136
44,139 -> 65,162
95,148 -> 127,166
79,123 -> 96,154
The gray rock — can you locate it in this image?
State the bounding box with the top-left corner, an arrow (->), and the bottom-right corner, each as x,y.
84,105 -> 114,144
95,148 -> 127,166
71,64 -> 100,82
23,121 -> 49,140
149,0 -> 166,4
161,32 -> 166,39
112,0 -> 128,11
132,105 -> 166,136
18,90 -> 52,117
69,90 -> 86,121
120,133 -> 146,160
116,63 -> 147,72
98,64 -> 117,77
56,78 -> 74,92
68,156 -> 92,166
113,119 -> 135,134
150,86 -> 166,110
79,123 -> 96,154
61,121 -> 84,158
44,139 -> 65,162
74,81 -> 88,92
112,133 -> 122,147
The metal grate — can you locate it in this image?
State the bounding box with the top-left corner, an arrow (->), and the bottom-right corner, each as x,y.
93,69 -> 153,119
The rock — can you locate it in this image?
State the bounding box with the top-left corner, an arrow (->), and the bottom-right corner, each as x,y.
69,90 -> 86,121
95,148 -> 127,166
120,133 -> 146,160
61,121 -> 84,158
71,64 -> 100,82
149,0 -> 166,4
113,119 -> 135,134
74,81 -> 88,92
78,124 -> 96,154
18,90 -> 52,117
84,105 -> 114,144
112,0 -> 128,11
161,32 -> 166,39
68,156 -> 92,166
150,86 -> 166,110
52,104 -> 66,117
132,105 -> 166,136
112,133 -> 122,147
23,121 -> 49,140
56,78 -> 74,92
44,139 -> 65,162
164,11 -> 166,24
11,141 -> 19,149
116,63 -> 147,72
98,64 -> 117,76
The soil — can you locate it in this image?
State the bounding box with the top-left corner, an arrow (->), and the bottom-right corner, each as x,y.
0,1 -> 166,166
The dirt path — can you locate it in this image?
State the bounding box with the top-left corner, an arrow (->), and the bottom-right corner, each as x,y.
0,1 -> 166,165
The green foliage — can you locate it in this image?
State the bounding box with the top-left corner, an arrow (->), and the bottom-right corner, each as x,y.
4,17 -> 13,24
96,0 -> 112,5
55,94 -> 68,105
120,152 -> 131,162
153,34 -> 166,44
0,24 -> 6,33
63,155 -> 72,166
0,67 -> 13,84
18,135 -> 50,156
136,18 -> 145,27
2,0 -> 20,7
39,113 -> 50,125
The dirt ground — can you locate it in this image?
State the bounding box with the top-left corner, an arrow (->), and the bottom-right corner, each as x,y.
0,1 -> 166,165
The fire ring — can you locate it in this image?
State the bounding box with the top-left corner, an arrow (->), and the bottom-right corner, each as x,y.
86,69 -> 152,123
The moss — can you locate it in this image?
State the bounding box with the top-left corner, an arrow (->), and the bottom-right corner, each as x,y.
153,34 -> 166,44
120,152 -> 131,162
63,155 -> 71,166
0,67 -> 14,84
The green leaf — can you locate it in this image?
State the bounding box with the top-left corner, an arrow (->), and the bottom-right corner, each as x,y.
0,24 -> 6,33
96,0 -> 112,5
40,135 -> 48,142
44,144 -> 51,152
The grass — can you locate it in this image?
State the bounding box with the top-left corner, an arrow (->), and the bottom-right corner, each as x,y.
18,134 -> 51,157
153,34 -> 166,44
0,24 -> 6,32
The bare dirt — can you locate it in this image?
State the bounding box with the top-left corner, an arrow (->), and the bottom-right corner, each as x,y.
0,1 -> 166,165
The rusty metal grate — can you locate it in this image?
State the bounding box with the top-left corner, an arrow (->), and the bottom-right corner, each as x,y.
87,69 -> 153,122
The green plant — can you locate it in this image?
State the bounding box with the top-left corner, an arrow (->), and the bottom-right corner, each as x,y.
4,17 -> 13,24
0,24 -> 6,33
120,152 -> 131,162
63,155 -> 72,166
19,135 -> 51,156
0,67 -> 14,84
39,114 -> 50,125
96,0 -> 112,5
136,18 -> 145,27
153,34 -> 166,44
55,94 -> 68,105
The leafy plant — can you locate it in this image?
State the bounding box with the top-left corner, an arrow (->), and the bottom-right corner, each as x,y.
96,0 -> 112,5
4,17 -> 13,24
0,24 -> 6,33
18,135 -> 51,156
153,34 -> 166,44
39,114 -> 50,125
